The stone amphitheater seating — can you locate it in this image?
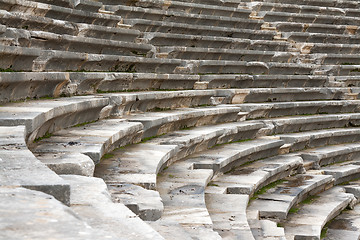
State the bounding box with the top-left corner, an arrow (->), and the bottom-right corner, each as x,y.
1,0 -> 360,239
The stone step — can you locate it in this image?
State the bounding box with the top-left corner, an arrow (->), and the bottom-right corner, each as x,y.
282,186 -> 355,240
322,162 -> 360,185
256,112 -> 360,135
295,42 -> 360,55
157,46 -> 295,63
95,121 -> 264,220
0,72 -> 200,103
0,187 -> 112,239
335,76 -> 360,87
274,22 -> 359,36
124,19 -> 276,40
199,74 -> 328,89
205,154 -> 303,197
61,175 -> 165,240
263,11 -> 360,26
190,138 -> 285,173
144,32 -> 291,51
113,0 -> 251,18
3,27 -> 154,57
32,119 -> 143,174
247,174 -> 334,221
0,44 -> 182,73
205,193 -> 254,239
242,0 -> 359,9
236,100 -> 360,120
123,105 -> 246,138
286,31 -> 360,45
0,95 -> 110,142
0,89 -> 244,139
217,88 -> 357,104
277,127 -> 360,152
0,0 -> 121,27
247,1 -> 360,18
32,0 -> 102,12
109,4 -> 263,30
325,203 -> 360,240
0,10 -> 141,42
157,165 -> 221,239
0,125 -> 70,204
301,142 -> 360,169
95,121 -> 264,190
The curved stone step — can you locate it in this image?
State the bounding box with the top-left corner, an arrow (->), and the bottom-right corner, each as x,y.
205,154 -> 303,197
111,4 -> 263,30
217,88 -> 355,104
0,0 -> 121,27
199,74 -> 328,89
6,27 -> 154,57
235,100 -> 360,120
283,186 -> 355,240
145,32 -> 290,51
95,121 -> 264,189
0,187 -> 111,239
0,125 -> 70,204
61,175 -> 165,240
277,127 -> 360,152
247,0 -> 359,10
257,113 -> 360,135
325,203 -> 360,240
264,11 -> 360,26
95,121 -> 264,220
33,0 -> 102,12
32,119 -> 143,175
300,142 -> 360,169
115,0 -> 252,18
0,44 -> 182,73
322,162 -> 360,185
247,174 -> 334,221
0,10 -> 141,41
0,95 -> 110,142
286,31 -> 360,45
123,105 -> 246,138
247,1 -> 359,18
125,19 -> 276,40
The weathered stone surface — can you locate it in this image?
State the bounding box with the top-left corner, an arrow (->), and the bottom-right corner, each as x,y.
283,187 -> 355,240
61,175 -> 165,240
248,174 -> 334,220
0,126 -> 70,205
0,187 -> 113,240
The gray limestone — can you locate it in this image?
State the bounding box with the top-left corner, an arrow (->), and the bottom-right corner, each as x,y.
247,174 -> 334,220
206,154 -> 303,196
123,106 -> 245,138
0,187 -> 113,240
277,127 -> 360,152
323,163 -> 360,185
61,175 -> 165,240
301,143 -> 360,169
206,193 -> 254,240
283,187 -> 355,240
0,126 -> 70,205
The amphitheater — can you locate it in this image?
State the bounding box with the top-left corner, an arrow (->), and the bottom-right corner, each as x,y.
2,0 -> 360,239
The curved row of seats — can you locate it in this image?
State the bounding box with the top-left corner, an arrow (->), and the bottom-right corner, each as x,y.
1,0 -> 360,239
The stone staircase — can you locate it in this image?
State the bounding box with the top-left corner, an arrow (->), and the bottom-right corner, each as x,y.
1,0 -> 360,239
